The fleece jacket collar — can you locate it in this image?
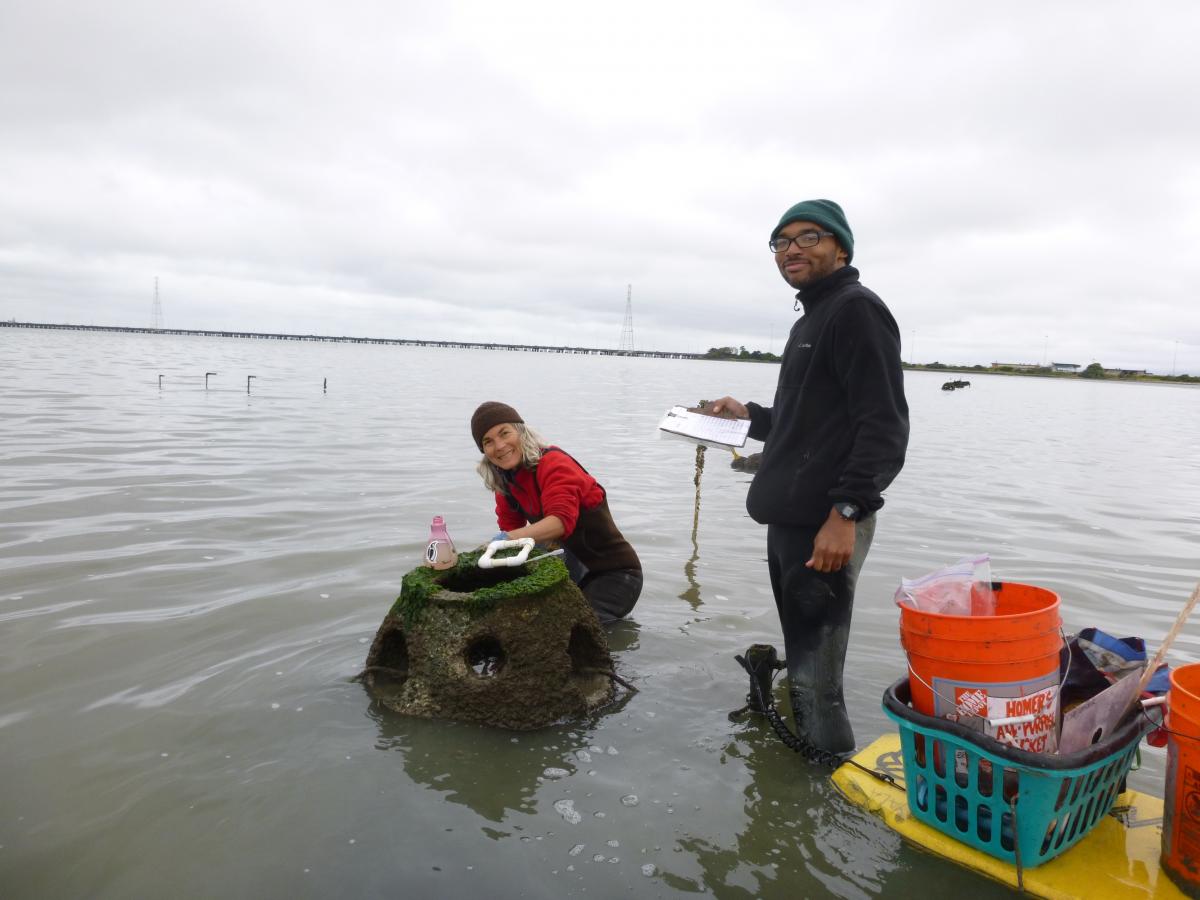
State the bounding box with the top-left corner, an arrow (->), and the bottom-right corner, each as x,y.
794,265 -> 860,315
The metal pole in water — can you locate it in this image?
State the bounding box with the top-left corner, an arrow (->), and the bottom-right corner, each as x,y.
323,377 -> 327,393
205,372 -> 217,389
247,375 -> 256,394
158,374 -> 163,389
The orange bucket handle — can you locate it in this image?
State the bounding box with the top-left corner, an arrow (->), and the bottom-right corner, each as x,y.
906,633 -> 1070,723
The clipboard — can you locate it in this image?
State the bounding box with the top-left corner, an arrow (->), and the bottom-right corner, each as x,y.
658,405 -> 750,450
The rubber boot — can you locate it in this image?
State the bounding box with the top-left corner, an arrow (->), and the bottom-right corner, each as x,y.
785,622 -> 855,755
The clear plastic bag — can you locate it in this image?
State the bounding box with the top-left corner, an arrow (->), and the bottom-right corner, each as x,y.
894,554 -> 996,616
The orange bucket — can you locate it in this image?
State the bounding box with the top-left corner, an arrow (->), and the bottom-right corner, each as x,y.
1163,662 -> 1200,897
900,582 -> 1063,752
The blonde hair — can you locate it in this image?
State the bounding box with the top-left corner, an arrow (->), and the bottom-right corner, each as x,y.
476,422 -> 548,492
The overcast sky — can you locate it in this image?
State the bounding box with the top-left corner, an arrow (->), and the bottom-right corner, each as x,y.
2,1 -> 1198,372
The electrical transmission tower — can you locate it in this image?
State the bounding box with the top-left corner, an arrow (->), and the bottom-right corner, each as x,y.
618,284 -> 635,352
152,277 -> 163,330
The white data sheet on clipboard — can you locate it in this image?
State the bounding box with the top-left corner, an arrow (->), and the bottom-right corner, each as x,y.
658,406 -> 750,450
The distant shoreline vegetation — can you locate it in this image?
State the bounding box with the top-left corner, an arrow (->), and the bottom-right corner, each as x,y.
903,361 -> 1196,384
702,346 -> 781,363
703,344 -> 1193,382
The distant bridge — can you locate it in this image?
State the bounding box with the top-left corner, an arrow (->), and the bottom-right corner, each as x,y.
1,321 -> 703,360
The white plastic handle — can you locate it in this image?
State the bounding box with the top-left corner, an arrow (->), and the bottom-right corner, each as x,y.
986,713 -> 1038,728
477,538 -> 535,568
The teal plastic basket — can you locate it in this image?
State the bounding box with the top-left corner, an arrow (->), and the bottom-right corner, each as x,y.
883,678 -> 1148,867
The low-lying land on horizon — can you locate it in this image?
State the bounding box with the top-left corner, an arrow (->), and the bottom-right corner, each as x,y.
4,321 -> 1193,382
702,345 -> 1194,383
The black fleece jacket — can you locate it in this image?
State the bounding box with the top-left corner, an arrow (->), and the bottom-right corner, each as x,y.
745,265 -> 909,526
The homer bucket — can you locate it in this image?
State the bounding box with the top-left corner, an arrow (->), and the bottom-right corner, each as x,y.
899,579 -> 1064,752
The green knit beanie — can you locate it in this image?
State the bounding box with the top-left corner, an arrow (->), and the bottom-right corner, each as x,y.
770,199 -> 854,263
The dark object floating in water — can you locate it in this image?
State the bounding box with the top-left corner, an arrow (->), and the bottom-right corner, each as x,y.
358,549 -> 616,730
731,452 -> 762,472
941,380 -> 971,391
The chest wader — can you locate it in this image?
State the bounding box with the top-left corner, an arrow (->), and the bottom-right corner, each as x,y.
502,449 -> 642,624
502,448 -> 591,581
730,517 -> 876,763
499,448 -> 633,580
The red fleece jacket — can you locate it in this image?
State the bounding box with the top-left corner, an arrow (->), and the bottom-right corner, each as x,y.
494,451 -> 605,538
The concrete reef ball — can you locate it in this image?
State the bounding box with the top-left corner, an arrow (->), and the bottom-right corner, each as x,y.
361,549 -> 615,730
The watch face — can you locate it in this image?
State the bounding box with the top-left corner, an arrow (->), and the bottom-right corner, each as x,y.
838,503 -> 858,520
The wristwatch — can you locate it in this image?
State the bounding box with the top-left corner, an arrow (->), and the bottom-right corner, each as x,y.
834,502 -> 859,522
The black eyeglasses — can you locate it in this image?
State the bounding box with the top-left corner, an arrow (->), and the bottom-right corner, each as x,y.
768,230 -> 834,253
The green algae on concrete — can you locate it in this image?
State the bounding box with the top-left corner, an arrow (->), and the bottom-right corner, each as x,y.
390,547 -> 567,625
364,549 -> 615,730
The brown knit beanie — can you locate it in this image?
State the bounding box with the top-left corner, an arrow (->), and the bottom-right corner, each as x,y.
471,401 -> 524,450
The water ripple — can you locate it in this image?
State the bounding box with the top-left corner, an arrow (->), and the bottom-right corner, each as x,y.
1,331 -> 1197,899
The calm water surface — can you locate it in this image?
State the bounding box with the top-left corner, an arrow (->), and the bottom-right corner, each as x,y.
2,329 -> 1198,899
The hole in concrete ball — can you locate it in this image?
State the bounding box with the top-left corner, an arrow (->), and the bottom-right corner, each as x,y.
366,627 -> 409,696
466,635 -> 506,677
441,566 -> 525,594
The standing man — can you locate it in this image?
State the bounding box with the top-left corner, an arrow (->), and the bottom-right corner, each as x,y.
712,199 -> 908,755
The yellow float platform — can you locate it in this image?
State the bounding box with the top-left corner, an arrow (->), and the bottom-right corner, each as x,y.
832,734 -> 1187,899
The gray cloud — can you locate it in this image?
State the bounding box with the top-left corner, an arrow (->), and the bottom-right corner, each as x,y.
2,0 -> 1198,371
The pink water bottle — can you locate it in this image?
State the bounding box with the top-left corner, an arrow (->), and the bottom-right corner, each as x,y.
424,516 -> 458,570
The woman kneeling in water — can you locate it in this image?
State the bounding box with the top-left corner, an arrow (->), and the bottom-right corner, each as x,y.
471,401 -> 642,624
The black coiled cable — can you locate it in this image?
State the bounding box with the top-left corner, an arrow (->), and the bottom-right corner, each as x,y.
733,650 -> 898,783
734,651 -> 844,768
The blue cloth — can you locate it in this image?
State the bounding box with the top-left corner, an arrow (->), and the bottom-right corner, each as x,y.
1070,627 -> 1170,695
